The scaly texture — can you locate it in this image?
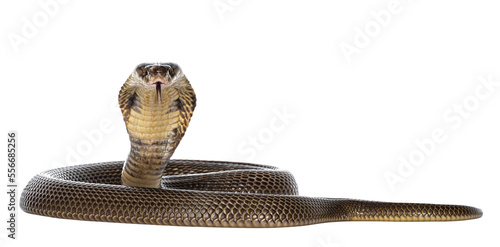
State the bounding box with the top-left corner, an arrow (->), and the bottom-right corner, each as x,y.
20,63 -> 482,227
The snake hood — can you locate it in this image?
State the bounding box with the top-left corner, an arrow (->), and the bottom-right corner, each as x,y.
118,62 -> 196,188
119,62 -> 195,123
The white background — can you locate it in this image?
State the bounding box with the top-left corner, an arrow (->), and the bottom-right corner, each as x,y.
1,0 -> 499,247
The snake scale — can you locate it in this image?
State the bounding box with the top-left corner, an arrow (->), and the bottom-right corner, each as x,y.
20,63 -> 482,227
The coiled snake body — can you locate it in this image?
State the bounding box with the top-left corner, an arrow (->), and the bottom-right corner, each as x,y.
21,63 -> 482,227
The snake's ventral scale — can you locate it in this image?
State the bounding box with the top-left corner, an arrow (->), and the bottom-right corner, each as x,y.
20,63 -> 482,227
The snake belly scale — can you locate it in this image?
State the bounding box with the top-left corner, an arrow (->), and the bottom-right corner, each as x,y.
20,63 -> 482,227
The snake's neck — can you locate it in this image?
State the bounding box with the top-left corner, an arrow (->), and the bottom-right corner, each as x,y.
120,84 -> 195,188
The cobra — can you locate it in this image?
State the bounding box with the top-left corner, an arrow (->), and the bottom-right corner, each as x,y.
20,63 -> 482,227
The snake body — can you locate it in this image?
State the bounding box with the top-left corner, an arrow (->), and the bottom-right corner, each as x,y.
20,63 -> 482,227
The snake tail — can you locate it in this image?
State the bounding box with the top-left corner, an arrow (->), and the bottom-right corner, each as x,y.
339,200 -> 482,222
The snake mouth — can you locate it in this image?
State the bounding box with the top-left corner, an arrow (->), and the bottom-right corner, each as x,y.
155,81 -> 162,103
150,78 -> 172,104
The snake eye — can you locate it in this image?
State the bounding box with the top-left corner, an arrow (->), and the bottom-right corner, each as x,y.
166,63 -> 181,79
167,67 -> 175,78
135,64 -> 148,78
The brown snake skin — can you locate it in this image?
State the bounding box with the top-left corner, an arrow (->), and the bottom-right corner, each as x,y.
20,63 -> 482,227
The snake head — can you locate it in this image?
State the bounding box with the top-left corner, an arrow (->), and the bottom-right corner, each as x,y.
134,62 -> 184,87
119,62 -> 195,121
131,63 -> 186,103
